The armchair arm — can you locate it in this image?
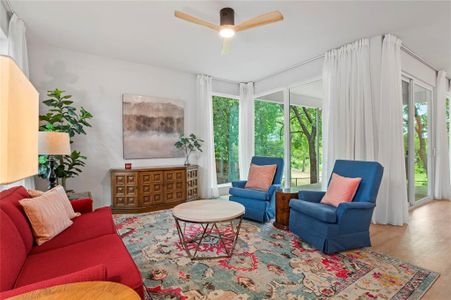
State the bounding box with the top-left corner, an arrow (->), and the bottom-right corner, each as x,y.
0,265 -> 106,299
336,202 -> 376,232
298,190 -> 326,203
231,180 -> 247,188
267,184 -> 282,196
70,198 -> 93,214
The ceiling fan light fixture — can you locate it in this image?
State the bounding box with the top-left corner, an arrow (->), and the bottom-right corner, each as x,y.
219,26 -> 235,38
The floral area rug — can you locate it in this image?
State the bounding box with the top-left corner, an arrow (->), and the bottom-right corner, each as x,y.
113,210 -> 438,300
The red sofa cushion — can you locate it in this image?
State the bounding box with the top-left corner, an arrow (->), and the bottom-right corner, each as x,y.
0,264 -> 107,299
0,186 -> 34,252
30,207 -> 116,254
71,198 -> 93,214
0,210 -> 28,291
15,234 -> 143,297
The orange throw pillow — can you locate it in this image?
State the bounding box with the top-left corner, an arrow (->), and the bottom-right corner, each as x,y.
48,186 -> 81,219
27,186 -> 80,219
27,189 -> 45,197
320,173 -> 362,207
19,194 -> 73,246
245,164 -> 277,192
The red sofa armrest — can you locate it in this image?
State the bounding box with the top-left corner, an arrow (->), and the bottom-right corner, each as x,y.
0,264 -> 107,299
70,198 -> 93,214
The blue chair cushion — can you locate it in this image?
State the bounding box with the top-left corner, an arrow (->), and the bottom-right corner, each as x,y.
229,187 -> 269,201
289,199 -> 337,223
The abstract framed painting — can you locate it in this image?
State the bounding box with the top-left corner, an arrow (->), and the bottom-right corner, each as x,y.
122,94 -> 184,159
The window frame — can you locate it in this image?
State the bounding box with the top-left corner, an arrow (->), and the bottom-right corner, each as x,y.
211,93 -> 240,190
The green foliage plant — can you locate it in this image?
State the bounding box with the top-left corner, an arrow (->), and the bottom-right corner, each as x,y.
174,133 -> 204,165
39,89 -> 93,190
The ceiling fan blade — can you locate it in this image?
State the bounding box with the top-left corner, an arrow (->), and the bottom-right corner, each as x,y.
175,10 -> 219,31
221,38 -> 232,56
235,11 -> 283,32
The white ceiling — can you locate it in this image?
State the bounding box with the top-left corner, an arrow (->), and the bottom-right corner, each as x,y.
12,1 -> 451,82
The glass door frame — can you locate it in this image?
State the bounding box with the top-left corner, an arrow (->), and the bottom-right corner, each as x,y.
402,74 -> 434,207
253,76 -> 323,190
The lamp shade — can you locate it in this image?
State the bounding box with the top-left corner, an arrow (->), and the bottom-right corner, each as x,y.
38,132 -> 71,155
0,55 -> 39,185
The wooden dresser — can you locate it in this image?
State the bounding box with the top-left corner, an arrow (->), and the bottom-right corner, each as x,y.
111,165 -> 199,213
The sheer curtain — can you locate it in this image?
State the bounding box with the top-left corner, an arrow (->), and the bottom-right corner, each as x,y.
196,75 -> 219,198
372,34 -> 409,225
322,38 -> 375,184
434,71 -> 451,199
0,13 -> 34,191
238,82 -> 255,179
8,14 -> 29,77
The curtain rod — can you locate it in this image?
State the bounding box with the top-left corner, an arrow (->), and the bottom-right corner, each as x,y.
400,44 -> 438,74
255,39 -> 444,84
255,53 -> 325,83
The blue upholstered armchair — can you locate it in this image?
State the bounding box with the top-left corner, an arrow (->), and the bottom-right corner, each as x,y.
229,156 -> 284,223
289,160 -> 384,254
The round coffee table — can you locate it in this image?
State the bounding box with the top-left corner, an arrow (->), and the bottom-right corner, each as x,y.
172,200 -> 245,260
9,281 -> 140,300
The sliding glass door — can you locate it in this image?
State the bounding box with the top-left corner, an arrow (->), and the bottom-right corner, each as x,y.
402,77 -> 433,205
289,80 -> 323,190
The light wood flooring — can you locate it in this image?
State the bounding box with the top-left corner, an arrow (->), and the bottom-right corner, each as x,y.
370,200 -> 451,300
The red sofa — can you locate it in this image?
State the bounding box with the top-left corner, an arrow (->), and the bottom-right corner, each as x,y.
0,186 -> 144,299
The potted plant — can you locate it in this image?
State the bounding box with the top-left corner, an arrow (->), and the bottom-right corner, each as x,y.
174,133 -> 204,165
38,89 -> 93,190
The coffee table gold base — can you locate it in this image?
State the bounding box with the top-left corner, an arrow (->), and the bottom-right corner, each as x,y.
173,216 -> 243,260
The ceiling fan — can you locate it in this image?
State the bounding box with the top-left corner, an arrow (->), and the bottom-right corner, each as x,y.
175,8 -> 284,54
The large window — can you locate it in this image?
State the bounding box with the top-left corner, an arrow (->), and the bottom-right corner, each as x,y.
254,96 -> 284,158
289,80 -> 323,189
212,95 -> 240,184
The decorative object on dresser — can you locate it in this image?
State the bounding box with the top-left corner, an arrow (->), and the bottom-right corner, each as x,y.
122,94 -> 184,159
111,165 -> 199,213
273,188 -> 299,230
174,133 -> 204,165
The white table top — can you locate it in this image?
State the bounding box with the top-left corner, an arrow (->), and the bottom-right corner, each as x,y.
172,200 -> 245,222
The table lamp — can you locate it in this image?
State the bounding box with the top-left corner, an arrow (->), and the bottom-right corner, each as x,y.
0,55 -> 39,185
38,131 -> 70,189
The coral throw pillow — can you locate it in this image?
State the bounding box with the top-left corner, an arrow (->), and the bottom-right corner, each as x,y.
245,164 -> 277,192
47,186 -> 81,219
19,194 -> 73,246
19,185 -> 78,245
27,189 -> 44,198
320,173 -> 362,207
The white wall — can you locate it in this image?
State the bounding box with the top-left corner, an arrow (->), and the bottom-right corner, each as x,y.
29,43 -> 200,208
254,59 -> 323,97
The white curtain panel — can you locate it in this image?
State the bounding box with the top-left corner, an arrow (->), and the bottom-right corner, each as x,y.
372,34 -> 409,225
8,14 -> 29,77
196,74 -> 219,199
238,82 -> 255,179
0,13 -> 34,191
322,38 -> 375,185
433,71 -> 451,199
